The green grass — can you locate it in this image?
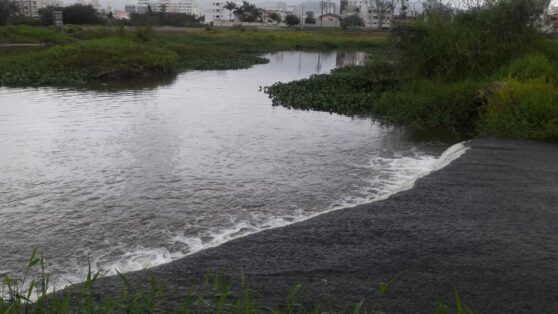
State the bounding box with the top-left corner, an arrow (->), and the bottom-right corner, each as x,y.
0,37 -> 179,86
0,25 -> 72,44
0,249 -> 474,314
0,26 -> 386,86
478,79 -> 558,140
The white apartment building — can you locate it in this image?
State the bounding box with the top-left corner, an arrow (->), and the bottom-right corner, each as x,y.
204,1 -> 224,23
264,2 -> 287,20
14,0 -> 63,17
346,0 -> 392,29
204,0 -> 242,24
137,0 -> 198,15
322,0 -> 336,15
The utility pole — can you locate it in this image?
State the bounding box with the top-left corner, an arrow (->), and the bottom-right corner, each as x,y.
300,3 -> 304,29
320,0 -> 323,27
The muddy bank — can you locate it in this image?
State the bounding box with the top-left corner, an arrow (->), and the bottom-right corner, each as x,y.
64,138 -> 558,313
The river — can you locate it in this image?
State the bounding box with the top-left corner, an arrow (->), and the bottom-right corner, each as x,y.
0,51 -> 451,288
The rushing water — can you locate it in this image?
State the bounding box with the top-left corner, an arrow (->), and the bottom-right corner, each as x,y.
0,51 -> 453,288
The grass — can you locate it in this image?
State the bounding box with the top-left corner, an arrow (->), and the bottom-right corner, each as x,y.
0,37 -> 178,86
0,25 -> 72,44
0,249 -> 474,313
0,26 -> 386,86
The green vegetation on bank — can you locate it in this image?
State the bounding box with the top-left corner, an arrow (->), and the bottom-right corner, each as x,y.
0,25 -> 71,43
0,26 -> 386,86
0,249 -> 473,313
266,0 -> 558,141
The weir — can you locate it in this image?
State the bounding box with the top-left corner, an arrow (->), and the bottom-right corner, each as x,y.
56,138 -> 558,313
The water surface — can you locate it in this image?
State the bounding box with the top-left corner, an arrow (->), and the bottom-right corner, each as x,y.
0,51 -> 450,287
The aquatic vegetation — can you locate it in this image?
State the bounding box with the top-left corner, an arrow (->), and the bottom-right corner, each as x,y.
0,37 -> 179,86
266,62 -> 400,114
0,25 -> 72,44
0,26 -> 386,86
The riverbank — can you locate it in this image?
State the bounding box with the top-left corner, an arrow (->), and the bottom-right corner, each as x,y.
266,0 -> 558,142
0,26 -> 386,86
53,138 -> 558,312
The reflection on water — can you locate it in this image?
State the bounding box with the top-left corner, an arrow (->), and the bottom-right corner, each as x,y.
336,51 -> 367,67
0,51 -> 450,288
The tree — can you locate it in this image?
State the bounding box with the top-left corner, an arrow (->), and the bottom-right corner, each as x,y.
268,12 -> 281,24
62,4 -> 104,24
234,1 -> 261,22
0,0 -> 18,26
38,5 -> 64,25
304,12 -> 316,24
224,1 -> 236,21
284,14 -> 300,26
341,14 -> 364,28
129,12 -> 203,26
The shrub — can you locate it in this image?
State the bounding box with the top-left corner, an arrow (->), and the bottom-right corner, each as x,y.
496,52 -> 558,82
391,0 -> 545,80
342,15 -> 364,28
285,14 -> 301,26
479,79 -> 558,140
375,79 -> 485,131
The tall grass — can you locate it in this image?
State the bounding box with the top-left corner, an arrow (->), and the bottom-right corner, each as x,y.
0,37 -> 178,86
0,249 -> 473,313
0,25 -> 72,44
391,0 -> 544,80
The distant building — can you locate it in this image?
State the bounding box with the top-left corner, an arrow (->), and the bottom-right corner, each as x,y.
124,4 -> 137,13
14,0 -> 63,18
264,2 -> 291,21
339,0 -> 348,16
137,0 -> 198,15
114,10 -> 130,19
204,1 -> 225,23
346,0 -> 392,29
321,0 -> 336,15
319,13 -> 341,27
545,6 -> 558,33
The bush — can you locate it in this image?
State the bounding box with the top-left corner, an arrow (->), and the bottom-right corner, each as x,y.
496,52 -> 558,82
129,12 -> 203,27
391,0 -> 545,80
0,0 -> 17,26
285,14 -> 300,26
342,15 -> 364,28
375,79 -> 485,131
305,14 -> 316,24
39,4 -> 104,26
479,79 -> 558,140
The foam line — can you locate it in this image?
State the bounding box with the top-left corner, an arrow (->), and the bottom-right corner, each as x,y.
52,141 -> 469,292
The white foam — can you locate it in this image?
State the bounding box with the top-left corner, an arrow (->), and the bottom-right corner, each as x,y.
50,141 -> 469,292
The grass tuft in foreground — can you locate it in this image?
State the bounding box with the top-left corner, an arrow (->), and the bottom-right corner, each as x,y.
0,249 -> 473,313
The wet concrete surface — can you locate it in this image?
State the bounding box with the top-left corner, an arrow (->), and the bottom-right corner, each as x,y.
62,138 -> 558,313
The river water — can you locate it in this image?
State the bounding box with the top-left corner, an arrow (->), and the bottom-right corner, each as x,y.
0,51 -> 452,288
